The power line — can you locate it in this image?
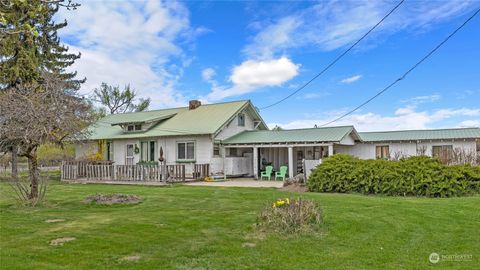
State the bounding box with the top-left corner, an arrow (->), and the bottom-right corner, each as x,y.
258,0 -> 405,110
319,7 -> 480,127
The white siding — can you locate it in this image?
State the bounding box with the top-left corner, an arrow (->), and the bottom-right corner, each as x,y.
159,135 -> 213,174
335,139 -> 477,159
215,108 -> 256,140
339,134 -> 356,145
112,139 -> 140,165
211,157 -> 224,175
418,140 -> 477,156
335,143 -> 373,159
74,135 -> 223,174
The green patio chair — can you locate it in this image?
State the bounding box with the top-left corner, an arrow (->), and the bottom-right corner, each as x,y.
275,166 -> 288,181
260,166 -> 273,180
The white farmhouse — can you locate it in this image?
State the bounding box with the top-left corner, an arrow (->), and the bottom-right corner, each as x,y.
75,100 -> 480,179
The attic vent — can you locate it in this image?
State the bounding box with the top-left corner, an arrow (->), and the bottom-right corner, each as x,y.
189,100 -> 201,110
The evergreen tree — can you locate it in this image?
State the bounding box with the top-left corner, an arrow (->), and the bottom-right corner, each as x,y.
0,0 -> 83,89
0,0 -> 92,202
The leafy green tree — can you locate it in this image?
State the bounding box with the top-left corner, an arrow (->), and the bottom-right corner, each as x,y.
92,83 -> 151,114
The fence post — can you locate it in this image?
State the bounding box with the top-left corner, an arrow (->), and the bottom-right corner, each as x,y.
61,161 -> 64,180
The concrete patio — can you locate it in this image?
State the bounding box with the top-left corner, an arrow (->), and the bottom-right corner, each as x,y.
184,178 -> 283,188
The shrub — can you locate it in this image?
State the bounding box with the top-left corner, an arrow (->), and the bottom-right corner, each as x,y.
308,155 -> 480,197
37,143 -> 75,166
256,198 -> 322,234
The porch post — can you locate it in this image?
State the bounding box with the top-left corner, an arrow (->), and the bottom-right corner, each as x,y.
253,147 -> 258,179
328,144 -> 334,156
222,146 -> 227,180
288,146 -> 294,179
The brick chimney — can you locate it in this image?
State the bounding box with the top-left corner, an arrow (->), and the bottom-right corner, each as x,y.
189,100 -> 201,110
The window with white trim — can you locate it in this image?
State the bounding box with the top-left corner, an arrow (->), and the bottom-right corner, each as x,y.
126,124 -> 142,132
432,145 -> 453,159
177,141 -> 195,161
213,143 -> 220,156
376,145 -> 389,159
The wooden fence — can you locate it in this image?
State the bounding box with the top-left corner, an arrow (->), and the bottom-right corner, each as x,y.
61,161 -> 209,183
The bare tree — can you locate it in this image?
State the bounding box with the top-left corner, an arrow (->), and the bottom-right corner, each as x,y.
0,73 -> 95,203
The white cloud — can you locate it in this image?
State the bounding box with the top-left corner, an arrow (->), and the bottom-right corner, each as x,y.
203,56 -> 300,102
269,106 -> 480,131
458,120 -> 480,128
340,74 -> 362,84
402,94 -> 441,104
56,0 -> 200,108
297,92 -> 330,99
243,16 -> 300,59
244,1 -> 477,58
230,57 -> 299,86
202,68 -> 216,82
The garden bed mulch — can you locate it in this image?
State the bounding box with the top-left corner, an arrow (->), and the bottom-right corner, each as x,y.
84,194 -> 141,205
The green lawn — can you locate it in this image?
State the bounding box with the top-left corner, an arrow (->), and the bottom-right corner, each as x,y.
0,177 -> 479,269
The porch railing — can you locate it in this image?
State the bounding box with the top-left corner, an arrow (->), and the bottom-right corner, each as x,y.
61,161 -> 210,183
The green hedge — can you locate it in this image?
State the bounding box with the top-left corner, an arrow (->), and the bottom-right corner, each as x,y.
307,154 -> 480,197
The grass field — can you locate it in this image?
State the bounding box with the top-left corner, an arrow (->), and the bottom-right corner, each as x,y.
0,176 -> 479,269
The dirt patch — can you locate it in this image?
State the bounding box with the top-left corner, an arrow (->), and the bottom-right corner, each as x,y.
84,194 -> 141,205
49,237 -> 76,246
242,242 -> 256,248
120,255 -> 141,262
45,219 -> 65,223
280,183 -> 308,192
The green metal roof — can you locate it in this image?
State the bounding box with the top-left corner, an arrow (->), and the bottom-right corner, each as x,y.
109,112 -> 178,126
222,126 -> 356,144
86,100 -> 265,140
358,128 -> 480,142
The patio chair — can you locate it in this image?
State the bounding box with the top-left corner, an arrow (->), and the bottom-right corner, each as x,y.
260,166 -> 273,180
275,166 -> 288,181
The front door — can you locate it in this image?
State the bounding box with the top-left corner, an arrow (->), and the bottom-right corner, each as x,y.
126,144 -> 134,165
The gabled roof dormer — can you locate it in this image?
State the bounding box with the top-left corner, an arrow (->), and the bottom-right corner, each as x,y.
110,113 -> 177,133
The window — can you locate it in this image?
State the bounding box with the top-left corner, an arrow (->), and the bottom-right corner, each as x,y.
432,145 -> 453,159
238,113 -> 245,126
228,148 -> 237,157
141,141 -> 156,162
177,141 -> 195,161
126,124 -> 142,132
213,143 -> 220,156
376,145 -> 389,159
126,144 -> 134,165
106,141 -> 114,161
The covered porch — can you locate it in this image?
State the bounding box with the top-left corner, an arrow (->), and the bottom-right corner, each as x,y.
221,126 -> 361,180
223,143 -> 333,179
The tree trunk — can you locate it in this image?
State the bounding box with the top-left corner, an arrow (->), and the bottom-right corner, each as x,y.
11,145 -> 18,180
27,148 -> 39,199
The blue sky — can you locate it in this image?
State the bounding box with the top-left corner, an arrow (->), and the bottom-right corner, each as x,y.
57,0 -> 480,131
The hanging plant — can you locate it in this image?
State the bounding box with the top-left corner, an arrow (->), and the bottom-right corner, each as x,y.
134,145 -> 140,154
